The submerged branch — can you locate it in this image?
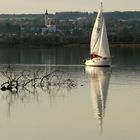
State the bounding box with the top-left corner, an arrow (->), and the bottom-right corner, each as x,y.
0,66 -> 77,95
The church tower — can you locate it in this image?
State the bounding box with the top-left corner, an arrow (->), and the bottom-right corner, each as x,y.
45,9 -> 48,27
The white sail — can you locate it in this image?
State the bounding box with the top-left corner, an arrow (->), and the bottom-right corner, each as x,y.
90,4 -> 103,54
98,19 -> 111,58
85,3 -> 111,67
92,34 -> 101,55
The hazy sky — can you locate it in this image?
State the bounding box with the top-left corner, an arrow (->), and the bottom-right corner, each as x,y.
1,0 -> 140,14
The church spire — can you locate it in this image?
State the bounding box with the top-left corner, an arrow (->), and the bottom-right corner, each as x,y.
45,9 -> 48,27
45,9 -> 48,15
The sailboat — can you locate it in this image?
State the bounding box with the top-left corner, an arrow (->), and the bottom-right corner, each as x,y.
84,3 -> 111,67
85,66 -> 111,130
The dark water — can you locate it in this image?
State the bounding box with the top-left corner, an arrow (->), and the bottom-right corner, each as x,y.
0,47 -> 87,65
0,45 -> 140,140
0,46 -> 140,66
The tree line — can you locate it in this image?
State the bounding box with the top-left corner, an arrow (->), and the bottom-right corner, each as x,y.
0,11 -> 139,46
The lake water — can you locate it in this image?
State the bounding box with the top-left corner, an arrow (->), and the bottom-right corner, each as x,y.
0,46 -> 140,140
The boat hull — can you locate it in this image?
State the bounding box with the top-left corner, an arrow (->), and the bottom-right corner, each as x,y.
84,58 -> 111,67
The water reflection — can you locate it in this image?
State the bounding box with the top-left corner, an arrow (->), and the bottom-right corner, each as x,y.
0,45 -> 140,67
0,66 -> 77,118
85,67 -> 111,131
0,47 -> 87,65
0,83 -> 76,119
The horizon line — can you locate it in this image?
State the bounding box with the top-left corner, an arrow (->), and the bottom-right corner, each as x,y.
0,10 -> 140,15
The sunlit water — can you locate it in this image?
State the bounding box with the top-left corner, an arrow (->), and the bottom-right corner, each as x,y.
0,46 -> 140,140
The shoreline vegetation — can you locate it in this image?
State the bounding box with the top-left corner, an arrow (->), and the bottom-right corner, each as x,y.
0,33 -> 139,48
64,43 -> 140,48
0,11 -> 140,47
0,34 -> 140,49
0,41 -> 139,48
0,34 -> 139,48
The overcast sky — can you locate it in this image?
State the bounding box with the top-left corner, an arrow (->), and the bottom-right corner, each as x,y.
0,0 -> 140,14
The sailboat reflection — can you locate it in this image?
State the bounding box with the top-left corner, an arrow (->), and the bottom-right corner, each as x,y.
85,66 -> 111,130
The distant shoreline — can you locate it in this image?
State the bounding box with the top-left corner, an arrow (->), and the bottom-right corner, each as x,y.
0,43 -> 140,48
64,43 -> 140,48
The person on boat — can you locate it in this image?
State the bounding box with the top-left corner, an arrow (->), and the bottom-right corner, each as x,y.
93,53 -> 98,58
90,53 -> 99,58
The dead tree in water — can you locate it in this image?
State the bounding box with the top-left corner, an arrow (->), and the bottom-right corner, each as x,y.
0,66 -> 77,93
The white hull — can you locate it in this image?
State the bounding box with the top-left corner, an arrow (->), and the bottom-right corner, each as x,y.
85,57 -> 111,67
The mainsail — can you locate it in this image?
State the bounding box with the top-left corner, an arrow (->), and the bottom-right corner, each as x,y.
90,3 -> 110,58
90,4 -> 103,54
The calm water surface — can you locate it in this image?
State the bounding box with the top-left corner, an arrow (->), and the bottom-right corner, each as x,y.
0,46 -> 140,140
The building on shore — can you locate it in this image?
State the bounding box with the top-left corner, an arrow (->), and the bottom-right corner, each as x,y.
41,9 -> 57,35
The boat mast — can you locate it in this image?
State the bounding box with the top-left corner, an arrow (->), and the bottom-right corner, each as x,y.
101,2 -> 103,10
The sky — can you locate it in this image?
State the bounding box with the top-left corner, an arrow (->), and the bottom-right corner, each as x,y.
0,0 -> 140,14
